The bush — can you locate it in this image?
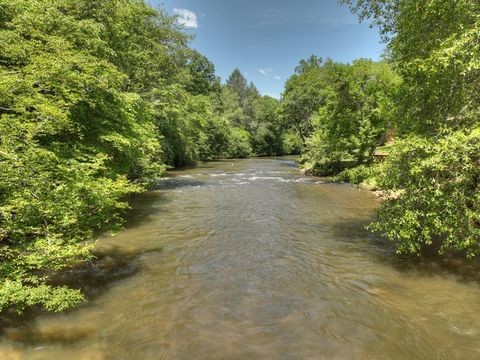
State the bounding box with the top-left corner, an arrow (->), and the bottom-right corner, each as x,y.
227,128 -> 252,158
370,129 -> 480,257
335,164 -> 379,186
0,151 -> 141,312
282,130 -> 303,155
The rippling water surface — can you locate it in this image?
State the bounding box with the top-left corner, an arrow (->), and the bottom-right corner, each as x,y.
2,158 -> 480,359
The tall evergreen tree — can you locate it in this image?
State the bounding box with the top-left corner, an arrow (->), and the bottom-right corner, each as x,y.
226,68 -> 248,105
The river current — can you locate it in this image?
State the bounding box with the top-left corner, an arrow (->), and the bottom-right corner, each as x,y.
1,158 -> 480,359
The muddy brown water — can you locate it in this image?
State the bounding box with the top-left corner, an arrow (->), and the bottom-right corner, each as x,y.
1,158 -> 480,359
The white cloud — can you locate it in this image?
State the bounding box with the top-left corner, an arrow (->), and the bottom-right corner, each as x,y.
259,68 -> 281,80
173,8 -> 198,28
258,68 -> 273,76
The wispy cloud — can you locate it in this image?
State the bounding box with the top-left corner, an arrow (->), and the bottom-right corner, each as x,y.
173,8 -> 198,28
258,68 -> 273,76
258,68 -> 282,80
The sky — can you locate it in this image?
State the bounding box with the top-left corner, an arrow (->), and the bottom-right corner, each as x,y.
151,0 -> 384,98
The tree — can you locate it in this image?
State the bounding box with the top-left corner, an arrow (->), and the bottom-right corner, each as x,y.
280,57 -> 330,144
251,96 -> 283,156
371,130 -> 480,256
0,0 -> 165,312
342,0 -> 480,135
219,86 -> 246,128
295,54 -> 323,74
185,50 -> 221,96
0,0 -> 252,313
342,0 -> 480,256
299,59 -> 400,175
226,68 -> 248,103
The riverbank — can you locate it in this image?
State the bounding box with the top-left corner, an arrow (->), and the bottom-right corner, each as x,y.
298,159 -> 386,197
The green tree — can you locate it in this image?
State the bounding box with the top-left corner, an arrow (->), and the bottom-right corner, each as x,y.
303,59 -> 400,174
0,0 -> 164,312
295,54 -> 323,74
371,129 -> 480,256
185,50 -> 221,96
342,0 -> 480,256
219,86 -> 246,128
0,0 -> 239,312
341,0 -> 480,135
226,68 -> 248,103
251,96 -> 283,156
280,56 -> 327,144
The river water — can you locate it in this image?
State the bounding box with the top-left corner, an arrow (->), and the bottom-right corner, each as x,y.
1,158 -> 480,359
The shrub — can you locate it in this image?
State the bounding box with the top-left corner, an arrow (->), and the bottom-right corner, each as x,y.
370,129 -> 480,256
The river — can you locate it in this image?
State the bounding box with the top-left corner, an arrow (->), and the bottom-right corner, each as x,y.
1,158 -> 480,359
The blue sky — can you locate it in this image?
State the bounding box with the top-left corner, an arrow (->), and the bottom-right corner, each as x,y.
151,0 -> 384,98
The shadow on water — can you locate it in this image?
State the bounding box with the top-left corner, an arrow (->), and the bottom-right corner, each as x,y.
176,159 -> 241,170
331,215 -> 480,287
0,186 -> 174,342
380,250 -> 480,286
263,156 -> 299,168
0,244 -> 163,344
277,160 -> 297,168
155,177 -> 208,190
120,189 -> 170,230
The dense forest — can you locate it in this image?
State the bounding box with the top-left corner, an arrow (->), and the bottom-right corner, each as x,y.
0,0 -> 478,313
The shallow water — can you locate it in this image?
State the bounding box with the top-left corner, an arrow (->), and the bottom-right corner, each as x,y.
1,158 -> 480,359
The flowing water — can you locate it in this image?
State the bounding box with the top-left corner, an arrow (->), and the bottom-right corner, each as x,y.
1,158 -> 480,359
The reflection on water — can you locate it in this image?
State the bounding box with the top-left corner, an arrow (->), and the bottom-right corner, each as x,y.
1,158 -> 480,359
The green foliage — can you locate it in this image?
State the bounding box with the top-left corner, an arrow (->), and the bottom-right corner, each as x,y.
185,50 -> 221,96
303,130 -> 352,175
219,86 -> 247,128
227,128 -> 252,158
343,0 -> 480,256
73,0 -> 190,94
294,55 -> 323,74
0,0 -> 292,313
0,0 -> 273,313
292,58 -> 400,175
0,0 -> 167,312
251,96 -> 284,156
282,130 -> 302,155
370,130 -> 480,256
0,281 -> 85,313
226,68 -> 249,105
197,113 -> 232,161
280,58 -> 326,143
218,71 -> 290,158
343,0 -> 480,134
154,85 -> 202,167
225,69 -> 262,131
334,164 -> 379,187
390,0 -> 479,135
